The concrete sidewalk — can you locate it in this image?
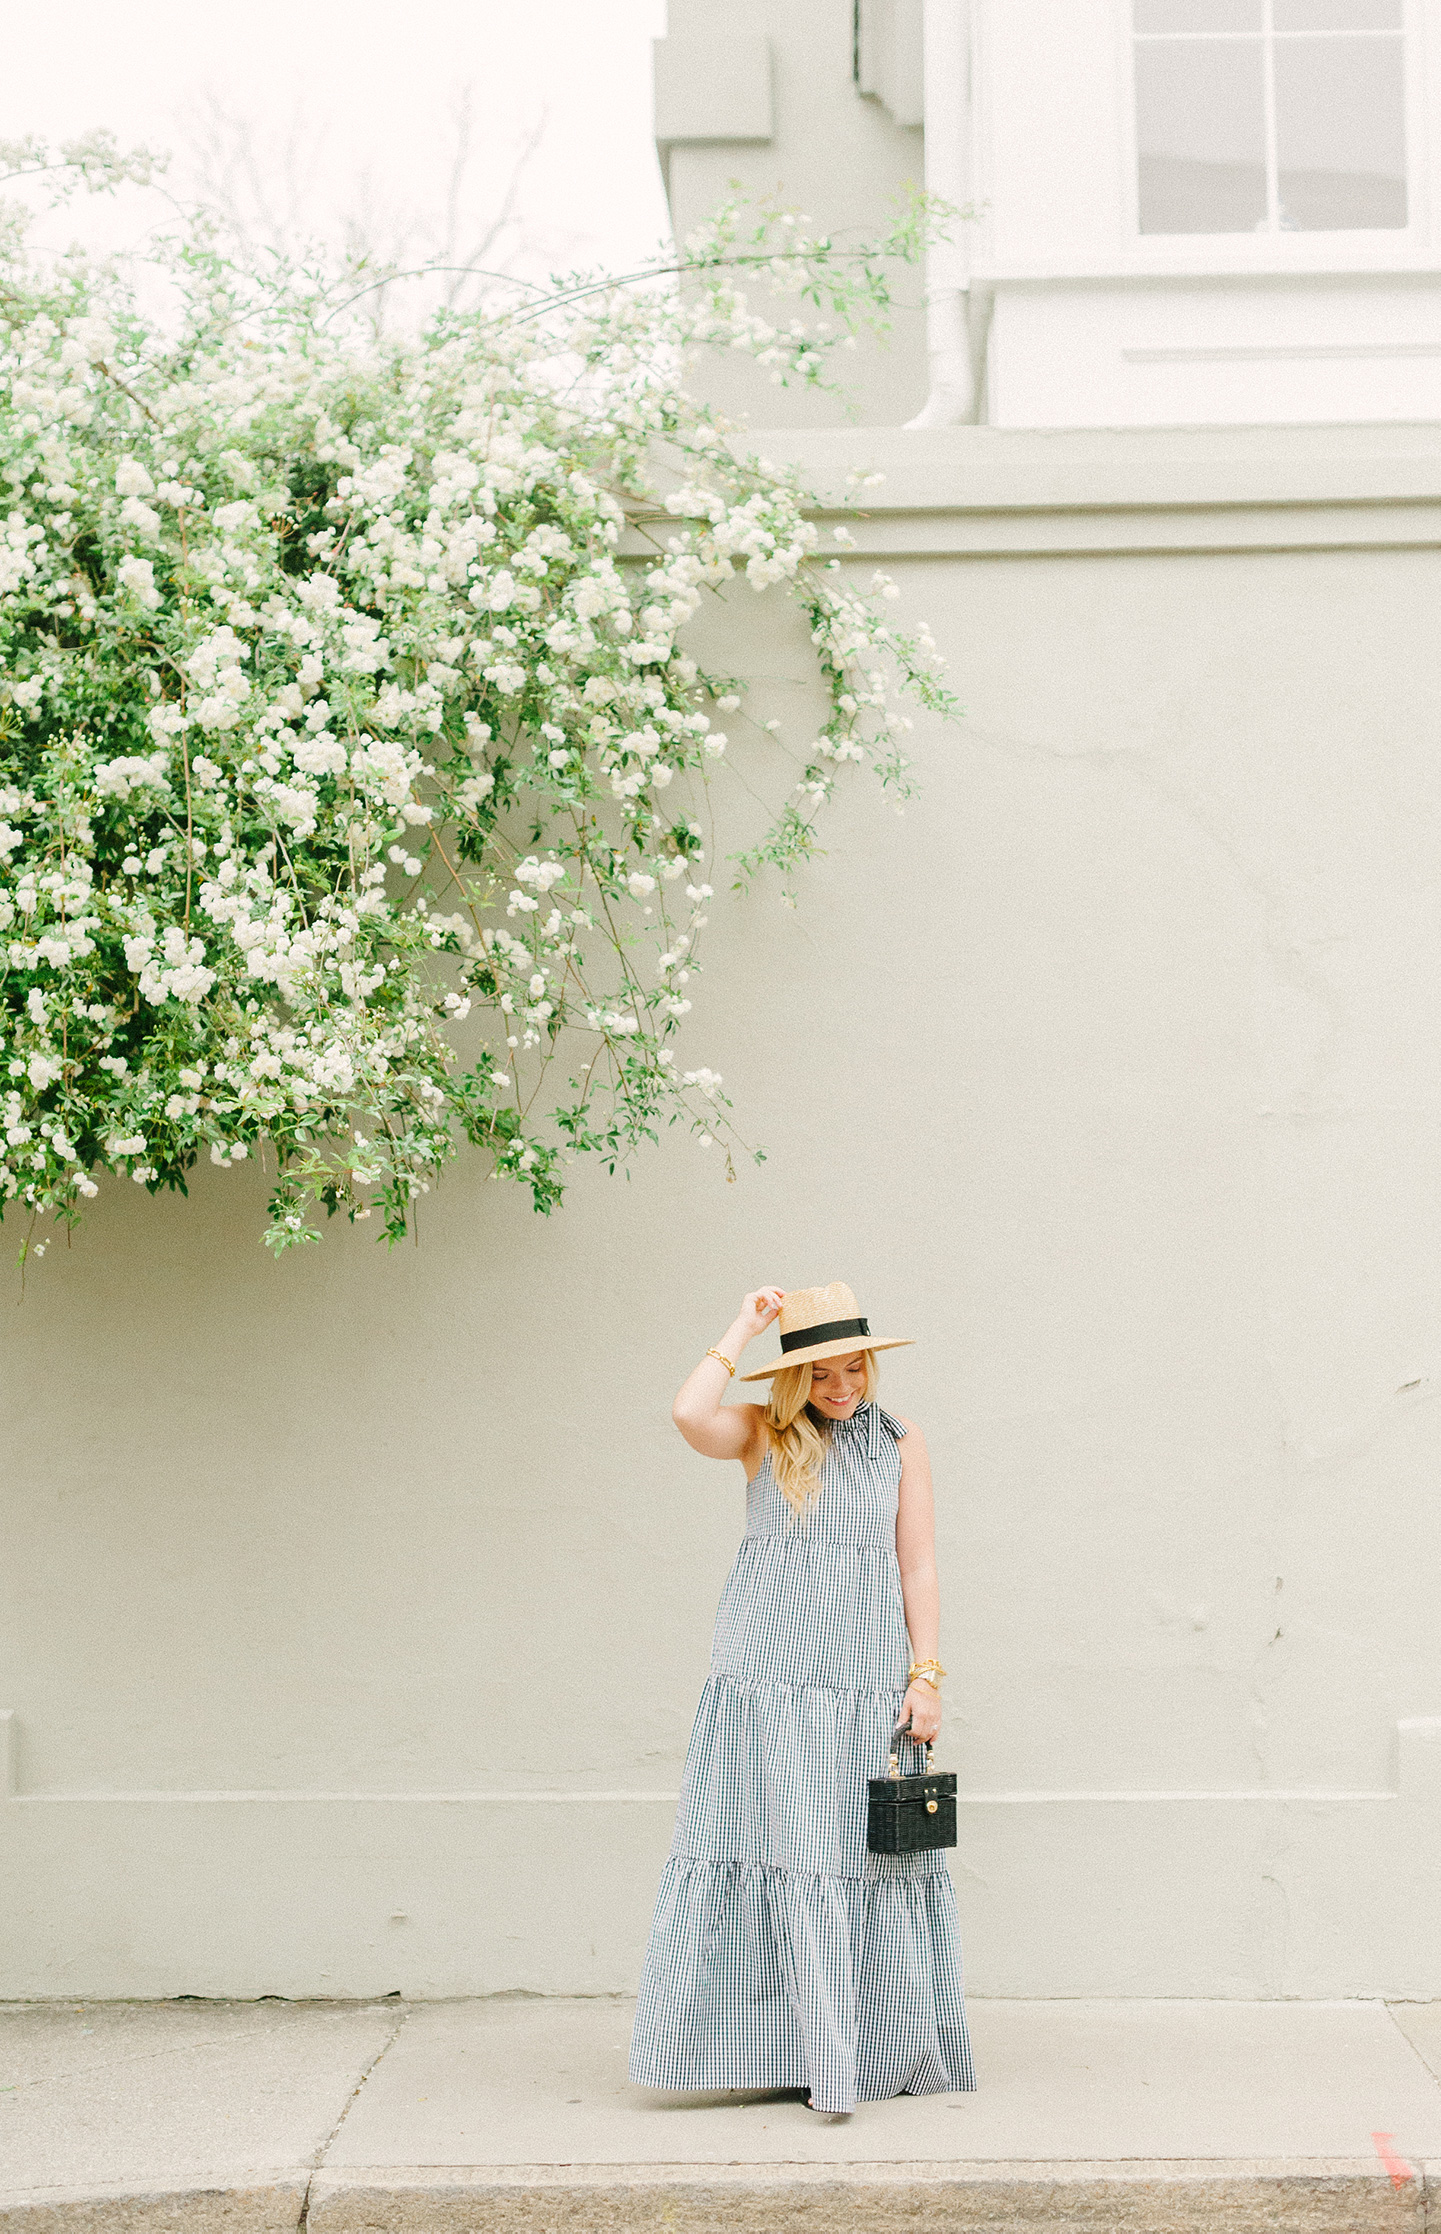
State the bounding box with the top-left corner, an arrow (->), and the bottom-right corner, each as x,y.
2,1997 -> 1440,2232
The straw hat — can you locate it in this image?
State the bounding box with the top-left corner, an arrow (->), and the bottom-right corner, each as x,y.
738,1281 -> 913,1381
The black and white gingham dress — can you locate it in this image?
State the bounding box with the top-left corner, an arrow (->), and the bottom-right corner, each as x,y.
629,1399 -> 975,2113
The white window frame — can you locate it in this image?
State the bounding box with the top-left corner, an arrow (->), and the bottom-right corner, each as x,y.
1116,0 -> 1430,269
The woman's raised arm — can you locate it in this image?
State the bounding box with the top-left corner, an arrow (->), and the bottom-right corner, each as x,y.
673,1287 -> 784,1463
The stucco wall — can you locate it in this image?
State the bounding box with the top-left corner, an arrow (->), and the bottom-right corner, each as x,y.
4,424 -> 1440,2000
656,0 -> 930,430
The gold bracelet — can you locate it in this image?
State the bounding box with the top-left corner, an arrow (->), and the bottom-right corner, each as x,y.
705,1346 -> 737,1377
908,1658 -> 946,1682
910,1671 -> 940,1691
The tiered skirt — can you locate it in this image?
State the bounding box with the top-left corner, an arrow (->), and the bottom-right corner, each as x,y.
629,1664 -> 975,2113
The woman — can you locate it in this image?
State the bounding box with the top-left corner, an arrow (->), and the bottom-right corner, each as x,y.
629,1281 -> 975,2117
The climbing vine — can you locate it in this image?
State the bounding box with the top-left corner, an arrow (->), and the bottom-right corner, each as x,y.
0,135 -> 953,1254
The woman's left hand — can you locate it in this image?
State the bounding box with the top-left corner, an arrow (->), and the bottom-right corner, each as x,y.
901,1679 -> 941,1745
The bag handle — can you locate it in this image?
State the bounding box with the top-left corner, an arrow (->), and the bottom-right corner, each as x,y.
887,1721 -> 934,1779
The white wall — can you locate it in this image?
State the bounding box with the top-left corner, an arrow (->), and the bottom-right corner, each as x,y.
657,0 -> 1441,430
988,284 -> 1441,430
973,0 -> 1441,424
657,0 -> 931,429
5,425 -> 1440,2000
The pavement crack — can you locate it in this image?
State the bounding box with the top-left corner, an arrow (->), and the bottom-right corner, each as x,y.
298,2003 -> 410,2230
1383,2000 -> 1441,2086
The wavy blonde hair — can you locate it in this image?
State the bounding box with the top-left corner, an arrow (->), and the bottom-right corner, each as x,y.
764,1351 -> 880,1518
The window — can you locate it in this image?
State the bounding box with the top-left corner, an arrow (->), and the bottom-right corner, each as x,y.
1134,0 -> 1408,234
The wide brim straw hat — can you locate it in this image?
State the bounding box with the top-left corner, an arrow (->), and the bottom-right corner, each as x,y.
738,1281 -> 913,1381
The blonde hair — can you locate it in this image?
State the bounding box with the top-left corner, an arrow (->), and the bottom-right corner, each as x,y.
764,1352 -> 880,1518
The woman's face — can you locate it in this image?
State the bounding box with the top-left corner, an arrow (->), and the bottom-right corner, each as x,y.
808,1353 -> 868,1420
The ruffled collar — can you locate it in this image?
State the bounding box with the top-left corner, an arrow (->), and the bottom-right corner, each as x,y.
830,1398 -> 908,1459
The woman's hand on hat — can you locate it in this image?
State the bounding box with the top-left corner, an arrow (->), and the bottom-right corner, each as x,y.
734,1287 -> 784,1346
902,1680 -> 941,1745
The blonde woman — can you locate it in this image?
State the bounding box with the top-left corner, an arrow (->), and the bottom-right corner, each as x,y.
628,1283 -> 975,2117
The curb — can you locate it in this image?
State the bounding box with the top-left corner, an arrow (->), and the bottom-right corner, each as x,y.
306,2159 -> 1434,2231
0,2181 -> 307,2233
4,2161 -> 1433,2234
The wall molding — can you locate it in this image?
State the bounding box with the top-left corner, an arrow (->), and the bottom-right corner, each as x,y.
0,1711 -> 1424,1808
1124,343 -> 1441,365
3,1714 -> 1438,1997
620,424 -> 1441,559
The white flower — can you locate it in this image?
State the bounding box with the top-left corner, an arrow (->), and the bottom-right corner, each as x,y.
626,872 -> 656,897
514,856 -> 567,893
351,735 -> 420,808
295,573 -> 341,612
292,732 -> 348,778
115,457 -> 155,497
117,554 -> 161,609
119,495 -> 161,539
95,752 -> 169,800
138,926 -> 215,1006
457,772 -> 494,812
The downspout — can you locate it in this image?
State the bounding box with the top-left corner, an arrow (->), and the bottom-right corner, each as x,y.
905,0 -> 976,427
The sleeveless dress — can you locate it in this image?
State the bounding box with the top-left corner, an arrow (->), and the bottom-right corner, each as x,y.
629,1399 -> 975,2114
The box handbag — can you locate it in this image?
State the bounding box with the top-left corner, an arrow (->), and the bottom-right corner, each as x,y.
867,1723 -> 957,1854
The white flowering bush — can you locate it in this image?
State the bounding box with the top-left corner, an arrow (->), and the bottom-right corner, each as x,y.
0,138 -> 953,1254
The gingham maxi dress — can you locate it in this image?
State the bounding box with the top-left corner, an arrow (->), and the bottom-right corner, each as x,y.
628,1399 -> 975,2114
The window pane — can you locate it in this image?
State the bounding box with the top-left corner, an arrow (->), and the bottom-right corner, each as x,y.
1136,40 -> 1267,232
1135,0 -> 1260,27
1274,35 -> 1407,227
1274,0 -> 1401,27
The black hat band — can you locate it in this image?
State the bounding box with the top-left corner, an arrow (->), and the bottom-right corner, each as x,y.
779,1315 -> 870,1354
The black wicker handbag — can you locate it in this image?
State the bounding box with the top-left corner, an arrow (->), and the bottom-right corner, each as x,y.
867,1723 -> 957,1854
